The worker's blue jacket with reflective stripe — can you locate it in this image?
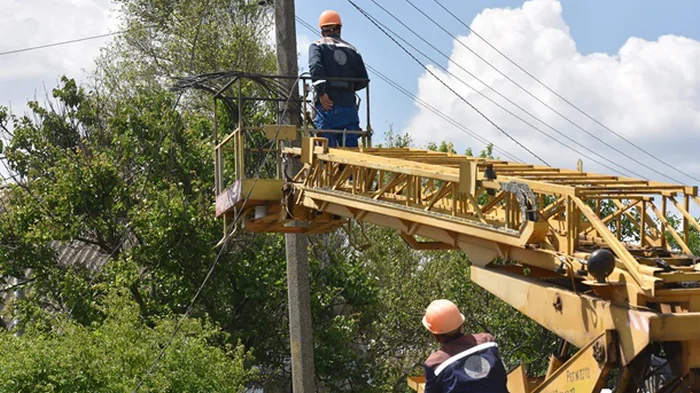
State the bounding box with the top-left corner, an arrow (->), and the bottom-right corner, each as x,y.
308,35 -> 369,108
424,342 -> 510,393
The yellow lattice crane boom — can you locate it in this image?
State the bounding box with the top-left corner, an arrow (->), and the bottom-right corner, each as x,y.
204,73 -> 700,393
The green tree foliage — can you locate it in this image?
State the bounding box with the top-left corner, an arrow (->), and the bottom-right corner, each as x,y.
426,140 -> 456,154
0,76 -> 561,392
0,290 -> 257,393
96,0 -> 276,100
0,76 -> 292,387
377,124 -> 412,149
8,0 -> 689,390
464,143 -> 495,159
664,214 -> 700,254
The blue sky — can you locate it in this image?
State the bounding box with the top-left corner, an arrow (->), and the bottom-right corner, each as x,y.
3,0 -> 700,184
295,0 -> 700,144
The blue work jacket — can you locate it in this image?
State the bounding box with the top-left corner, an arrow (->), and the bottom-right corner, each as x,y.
308,34 -> 369,108
424,334 -> 510,393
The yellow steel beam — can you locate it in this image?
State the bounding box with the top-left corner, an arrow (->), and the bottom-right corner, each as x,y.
471,267 -> 656,366
670,196 -> 700,235
467,193 -> 489,224
315,148 -> 580,196
542,197 -> 566,220
484,178 -> 575,197
331,165 -> 353,190
298,187 -> 528,246
424,182 -> 450,212
531,332 -> 614,393
399,233 -> 456,250
571,196 -> 650,293
319,150 -> 459,182
215,127 -> 240,151
649,201 -> 693,255
649,312 -> 700,341
611,199 -> 662,245
506,364 -> 529,393
581,199 -> 642,236
481,191 -> 506,215
373,173 -> 404,199
215,179 -> 284,218
407,376 -> 425,393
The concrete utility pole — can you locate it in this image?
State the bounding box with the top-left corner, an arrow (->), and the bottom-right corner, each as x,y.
274,0 -> 317,392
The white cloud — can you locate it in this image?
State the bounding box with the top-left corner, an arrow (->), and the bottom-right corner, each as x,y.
0,0 -> 119,111
407,0 -> 700,183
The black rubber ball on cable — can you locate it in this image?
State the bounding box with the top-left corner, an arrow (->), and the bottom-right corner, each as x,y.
588,249 -> 616,283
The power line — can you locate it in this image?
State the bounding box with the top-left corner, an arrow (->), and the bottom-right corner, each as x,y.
362,0 -> 641,178
0,31 -> 124,57
367,64 -> 522,162
347,0 -> 549,166
432,0 -> 700,184
404,0 -> 688,184
3,6 -> 695,183
295,16 -> 523,162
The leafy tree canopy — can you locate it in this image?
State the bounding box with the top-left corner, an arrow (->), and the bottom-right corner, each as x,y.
0,290 -> 257,393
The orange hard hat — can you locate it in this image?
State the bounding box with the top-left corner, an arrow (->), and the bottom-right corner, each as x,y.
319,10 -> 342,28
422,299 -> 465,334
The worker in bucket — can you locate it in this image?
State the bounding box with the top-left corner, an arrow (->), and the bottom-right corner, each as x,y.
422,299 -> 510,393
308,10 -> 369,148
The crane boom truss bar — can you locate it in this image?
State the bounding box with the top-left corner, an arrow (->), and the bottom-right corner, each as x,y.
208,74 -> 700,391
224,137 -> 700,391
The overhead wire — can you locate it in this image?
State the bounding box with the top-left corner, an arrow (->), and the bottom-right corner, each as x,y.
366,64 -> 522,162
361,0 -> 641,178
403,0 -> 687,184
131,73 -> 305,393
0,17 -> 523,161
294,16 -> 523,162
431,0 -> 700,184
0,31 -> 124,57
346,0 -> 549,166
1,6 -> 696,182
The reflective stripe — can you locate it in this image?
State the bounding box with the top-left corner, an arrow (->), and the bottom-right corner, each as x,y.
312,38 -> 360,54
313,79 -> 327,86
434,342 -> 498,376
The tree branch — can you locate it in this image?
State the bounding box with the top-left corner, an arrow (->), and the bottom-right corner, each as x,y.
0,277 -> 37,293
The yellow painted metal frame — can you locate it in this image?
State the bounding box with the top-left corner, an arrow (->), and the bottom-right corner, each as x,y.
216,131 -> 700,392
